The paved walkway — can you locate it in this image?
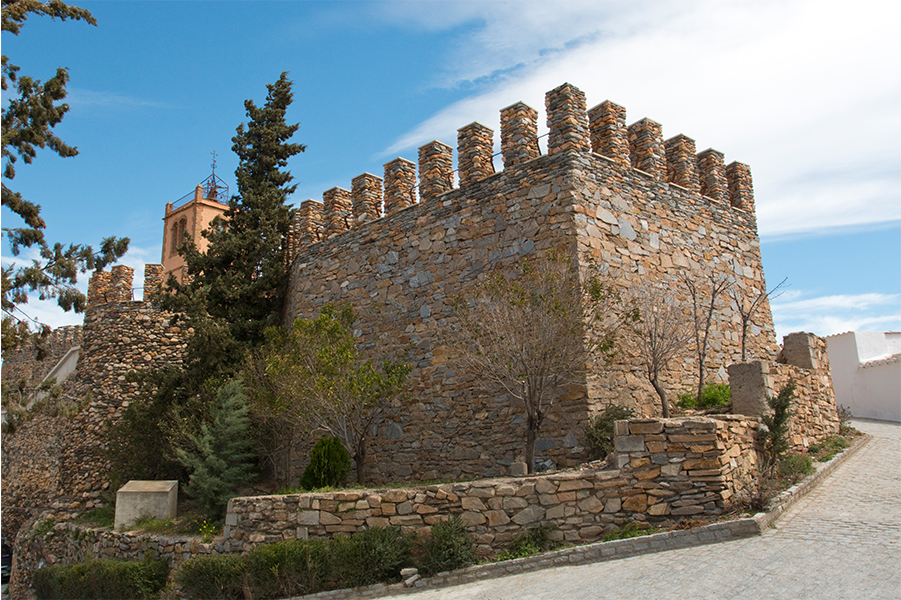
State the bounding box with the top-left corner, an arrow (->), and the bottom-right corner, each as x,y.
389,420 -> 901,600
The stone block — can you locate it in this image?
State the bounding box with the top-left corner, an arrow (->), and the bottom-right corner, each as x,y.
114,480 -> 177,530
728,361 -> 772,417
615,436 -> 646,453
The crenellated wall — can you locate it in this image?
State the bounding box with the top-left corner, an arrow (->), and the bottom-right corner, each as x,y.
1,265 -> 188,542
281,82 -> 778,484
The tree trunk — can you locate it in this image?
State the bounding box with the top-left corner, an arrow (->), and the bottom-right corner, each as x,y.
525,415 -> 537,474
651,377 -> 669,418
740,318 -> 749,362
354,440 -> 367,485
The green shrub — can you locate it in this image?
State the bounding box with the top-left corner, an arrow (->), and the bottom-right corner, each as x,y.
585,405 -> 635,460
175,553 -> 246,600
34,556 -> 168,600
808,435 -> 849,462
300,436 -> 352,490
176,379 -> 258,518
331,526 -> 414,588
496,524 -> 557,560
677,383 -> 731,408
245,539 -> 332,599
416,517 -> 476,575
778,454 -> 814,482
761,380 -> 795,474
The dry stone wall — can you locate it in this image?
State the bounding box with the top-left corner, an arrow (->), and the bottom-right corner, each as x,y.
224,415 -> 760,555
283,82 -> 778,484
729,332 -> 839,450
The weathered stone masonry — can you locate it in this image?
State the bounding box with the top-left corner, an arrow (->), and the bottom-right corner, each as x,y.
1,266 -> 187,542
282,82 -> 779,484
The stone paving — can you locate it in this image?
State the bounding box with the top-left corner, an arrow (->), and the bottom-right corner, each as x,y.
381,419 -> 901,600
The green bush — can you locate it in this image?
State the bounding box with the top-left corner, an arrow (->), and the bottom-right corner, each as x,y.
497,524 -> 557,560
761,380 -> 795,474
34,556 -> 168,600
778,454 -> 814,482
176,379 -> 258,518
174,553 -> 246,600
677,383 -> 731,408
585,405 -> 635,460
331,526 -> 414,588
300,436 -> 352,490
245,539 -> 332,599
416,517 -> 476,575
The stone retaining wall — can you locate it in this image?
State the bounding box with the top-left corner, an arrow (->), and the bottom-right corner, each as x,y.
729,332 -> 839,450
224,415 -> 760,555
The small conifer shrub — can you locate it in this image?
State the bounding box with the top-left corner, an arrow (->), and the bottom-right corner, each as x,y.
300,436 -> 352,490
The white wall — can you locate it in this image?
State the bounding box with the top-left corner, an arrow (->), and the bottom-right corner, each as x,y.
826,332 -> 901,422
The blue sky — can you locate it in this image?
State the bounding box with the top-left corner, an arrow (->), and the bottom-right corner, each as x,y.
2,0 -> 899,342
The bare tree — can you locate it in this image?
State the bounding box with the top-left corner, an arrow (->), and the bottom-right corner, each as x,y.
450,249 -> 623,473
680,272 -> 731,404
626,281 -> 694,418
728,277 -> 788,361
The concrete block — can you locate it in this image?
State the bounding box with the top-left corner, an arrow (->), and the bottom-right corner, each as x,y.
114,480 -> 178,530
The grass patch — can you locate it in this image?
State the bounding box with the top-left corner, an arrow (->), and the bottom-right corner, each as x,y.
808,435 -> 850,462
496,524 -> 559,561
602,522 -> 657,541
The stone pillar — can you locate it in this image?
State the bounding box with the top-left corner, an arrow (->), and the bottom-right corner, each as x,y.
627,118 -> 665,180
418,141 -> 454,202
697,149 -> 727,202
664,134 -> 700,192
143,264 -> 165,302
297,199 -> 325,247
500,101 -> 540,169
728,361 -> 772,417
87,270 -> 111,306
780,332 -> 820,370
726,161 -> 755,211
588,100 -> 629,167
323,187 -> 352,238
351,173 -> 383,223
383,158 -> 417,215
456,123 -> 495,186
546,82 -> 590,155
109,265 -> 134,303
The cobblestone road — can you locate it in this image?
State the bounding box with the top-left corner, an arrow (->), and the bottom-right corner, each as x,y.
391,420 -> 901,600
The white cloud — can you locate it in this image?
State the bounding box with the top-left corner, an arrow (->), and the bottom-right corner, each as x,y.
380,0 -> 901,238
771,292 -> 901,339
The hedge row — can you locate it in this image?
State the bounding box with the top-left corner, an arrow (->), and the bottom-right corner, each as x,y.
177,519 -> 475,600
33,556 -> 167,600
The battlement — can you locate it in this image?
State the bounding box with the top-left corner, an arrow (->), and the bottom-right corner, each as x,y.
288,82 -> 755,261
86,263 -> 168,308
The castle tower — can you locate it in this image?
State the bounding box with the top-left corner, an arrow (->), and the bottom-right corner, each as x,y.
161,164 -> 229,283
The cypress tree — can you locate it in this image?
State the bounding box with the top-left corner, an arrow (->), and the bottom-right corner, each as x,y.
181,71 -> 305,351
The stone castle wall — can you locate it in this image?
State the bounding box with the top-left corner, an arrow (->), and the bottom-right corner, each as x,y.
282,82 -> 778,484
1,325 -> 83,388
1,265 -> 187,541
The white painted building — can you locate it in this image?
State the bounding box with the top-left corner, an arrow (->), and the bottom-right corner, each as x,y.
825,331 -> 901,422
